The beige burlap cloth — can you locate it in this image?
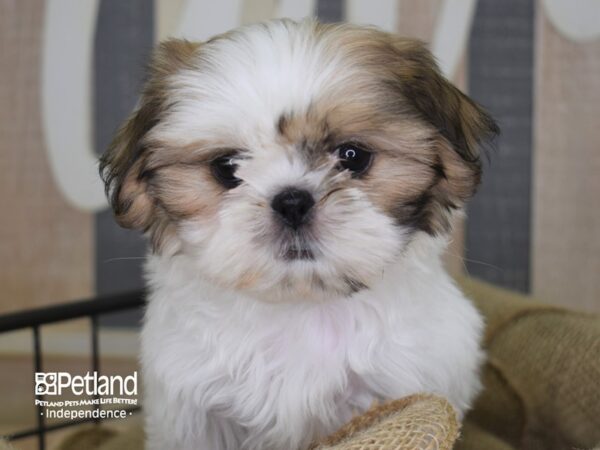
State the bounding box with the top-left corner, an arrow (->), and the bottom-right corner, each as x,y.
44,393 -> 458,450
457,276 -> 600,450
310,394 -> 459,450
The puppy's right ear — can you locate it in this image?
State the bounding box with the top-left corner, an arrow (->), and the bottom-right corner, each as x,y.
99,39 -> 200,229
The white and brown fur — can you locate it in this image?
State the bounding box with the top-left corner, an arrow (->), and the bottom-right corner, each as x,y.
100,19 -> 498,450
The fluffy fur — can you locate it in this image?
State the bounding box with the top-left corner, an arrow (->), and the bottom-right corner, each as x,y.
100,19 -> 497,450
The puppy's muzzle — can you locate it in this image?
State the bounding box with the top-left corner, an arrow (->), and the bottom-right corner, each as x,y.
271,188 -> 315,230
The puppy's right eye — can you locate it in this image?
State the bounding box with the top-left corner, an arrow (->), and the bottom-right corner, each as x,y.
210,154 -> 241,189
336,144 -> 373,176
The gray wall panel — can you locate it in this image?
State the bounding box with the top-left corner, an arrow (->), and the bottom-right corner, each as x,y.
94,0 -> 154,325
466,0 -> 534,292
317,0 -> 345,22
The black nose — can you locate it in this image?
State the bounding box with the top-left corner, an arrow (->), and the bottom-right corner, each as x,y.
271,188 -> 315,229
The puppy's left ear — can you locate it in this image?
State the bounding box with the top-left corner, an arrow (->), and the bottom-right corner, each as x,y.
393,40 -> 499,167
389,39 -> 499,234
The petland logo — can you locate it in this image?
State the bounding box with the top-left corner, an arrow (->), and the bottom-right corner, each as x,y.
35,371 -> 137,396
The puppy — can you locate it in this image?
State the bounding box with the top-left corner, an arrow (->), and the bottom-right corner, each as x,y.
100,19 -> 497,450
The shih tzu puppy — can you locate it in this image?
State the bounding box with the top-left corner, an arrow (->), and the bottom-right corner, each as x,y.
101,19 -> 497,450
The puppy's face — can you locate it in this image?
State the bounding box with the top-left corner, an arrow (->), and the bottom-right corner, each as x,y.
101,20 -> 497,300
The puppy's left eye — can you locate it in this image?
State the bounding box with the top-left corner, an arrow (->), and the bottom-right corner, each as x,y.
211,154 -> 241,189
337,144 -> 373,175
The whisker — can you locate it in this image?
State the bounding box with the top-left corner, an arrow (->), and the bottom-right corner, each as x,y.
444,251 -> 503,272
318,187 -> 344,205
102,257 -> 147,264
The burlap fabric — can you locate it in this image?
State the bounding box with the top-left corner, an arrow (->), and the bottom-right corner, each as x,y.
310,394 -> 459,450
0,439 -> 15,450
457,276 -> 600,450
48,394 -> 459,450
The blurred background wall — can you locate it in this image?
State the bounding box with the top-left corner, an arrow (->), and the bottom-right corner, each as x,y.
1,0 -> 599,315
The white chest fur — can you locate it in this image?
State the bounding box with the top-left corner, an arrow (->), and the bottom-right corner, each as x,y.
141,239 -> 484,450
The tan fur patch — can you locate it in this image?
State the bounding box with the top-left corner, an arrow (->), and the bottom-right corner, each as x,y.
148,164 -> 223,219
115,158 -> 154,229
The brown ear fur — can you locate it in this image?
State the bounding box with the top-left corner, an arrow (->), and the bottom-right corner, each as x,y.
391,39 -> 499,166
99,39 -> 200,229
389,39 -> 498,234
